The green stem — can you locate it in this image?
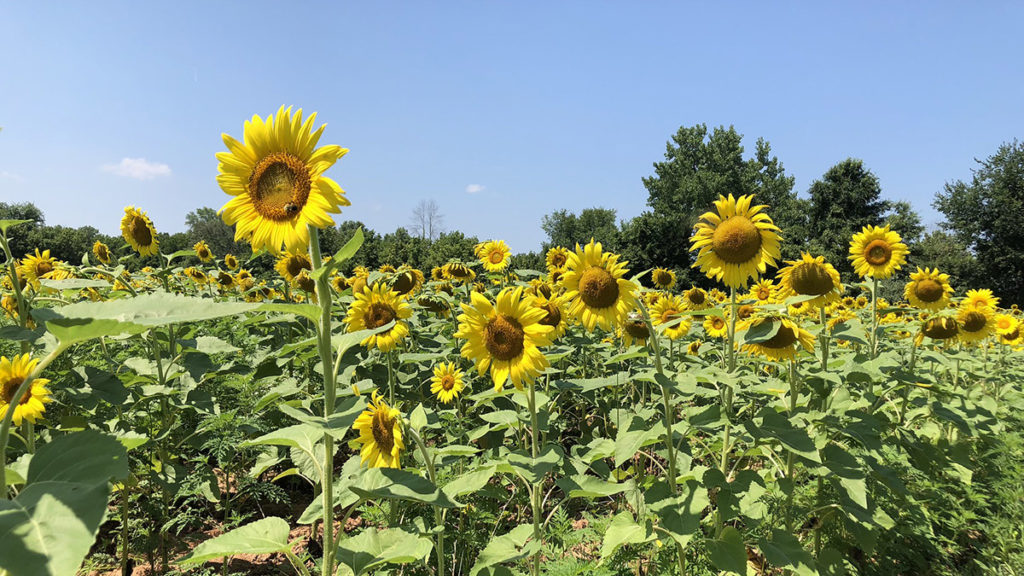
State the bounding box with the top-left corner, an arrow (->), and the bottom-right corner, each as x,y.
785,359 -> 799,531
870,277 -> 879,358
308,226 -> 339,576
408,427 -> 445,576
818,307 -> 830,372
528,381 -> 542,576
635,301 -> 678,492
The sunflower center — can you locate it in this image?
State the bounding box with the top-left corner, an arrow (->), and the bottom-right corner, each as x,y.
654,270 -> 673,286
711,317 -> 725,330
624,319 -> 650,340
440,375 -> 456,391
0,377 -> 29,405
579,267 -> 619,308
484,314 -> 526,361
864,240 -> 892,266
393,272 -> 416,295
36,261 -> 54,276
738,304 -> 755,320
489,251 -> 505,265
914,279 -> 944,303
128,217 -> 153,247
370,409 -> 396,455
550,253 -> 567,268
961,310 -> 987,333
286,257 -> 311,278
539,303 -> 562,328
923,318 -> 958,339
790,263 -> 835,296
757,288 -> 771,301
365,302 -> 397,329
687,289 -> 706,305
448,264 -> 472,279
1006,327 -> 1020,341
760,322 -> 798,349
249,152 -> 312,222
711,216 -> 762,264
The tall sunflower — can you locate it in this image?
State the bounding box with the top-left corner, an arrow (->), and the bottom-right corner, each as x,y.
430,362 -> 465,404
217,106 -> 350,255
904,267 -> 953,311
957,305 -> 994,343
480,240 -> 512,273
0,354 -> 52,426
740,315 -> 815,361
689,194 -> 782,289
848,225 -> 908,280
275,251 -> 312,284
345,283 -> 413,352
92,241 -> 112,265
18,249 -> 60,287
121,206 -> 159,257
455,287 -> 552,392
352,391 -> 405,469
775,253 -> 842,308
561,240 -> 638,331
651,294 -> 691,340
651,268 -> 677,290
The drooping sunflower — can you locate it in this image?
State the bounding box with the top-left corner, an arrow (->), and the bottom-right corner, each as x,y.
443,262 -> 476,284
920,315 -> 959,341
618,314 -> 651,348
223,253 -> 239,270
651,268 -> 677,291
682,287 -> 711,311
0,354 -> 52,426
740,315 -> 815,361
345,283 -> 413,352
561,240 -> 638,332
690,194 -> 782,289
904,267 -> 953,311
352,391 -> 405,469
480,240 -> 512,273
454,287 -> 552,392
687,340 -> 702,355
962,289 -> 999,311
215,270 -> 235,291
703,315 -> 728,339
193,240 -> 214,263
292,270 -> 317,297
18,249 -> 60,287
275,251 -> 312,284
183,267 -> 209,286
546,246 -> 571,275
217,106 -> 350,255
999,323 -> 1021,346
92,241 -> 112,265
747,279 -> 777,304
330,273 -> 349,293
956,305 -> 994,343
430,362 -> 465,404
651,294 -> 692,340
391,267 -> 425,297
430,267 -> 445,282
775,253 -> 842,308
121,206 -> 160,257
532,293 -> 568,341
848,224 -> 908,280
379,264 -> 396,274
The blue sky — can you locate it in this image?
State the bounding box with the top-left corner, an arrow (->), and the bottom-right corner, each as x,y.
1,2 -> 1022,252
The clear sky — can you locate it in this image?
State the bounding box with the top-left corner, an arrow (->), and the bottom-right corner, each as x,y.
1,2 -> 1022,252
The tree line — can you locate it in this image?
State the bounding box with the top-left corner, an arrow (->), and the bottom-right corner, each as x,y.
1,124 -> 1021,304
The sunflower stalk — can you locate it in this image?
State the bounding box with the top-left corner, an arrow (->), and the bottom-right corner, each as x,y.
527,380 -> 543,576
407,426 -> 445,576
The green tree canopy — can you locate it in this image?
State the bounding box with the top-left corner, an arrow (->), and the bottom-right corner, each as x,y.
185,207 -> 251,261
541,207 -> 620,250
934,140 -> 1024,305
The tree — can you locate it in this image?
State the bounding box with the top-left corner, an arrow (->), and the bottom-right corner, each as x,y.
913,230 -> 981,291
641,125 -> 804,266
934,140 -> 1024,305
185,207 -> 251,260
541,207 -> 620,250
805,159 -> 890,276
423,231 -> 479,270
619,211 -> 704,287
378,227 -> 428,268
409,199 -> 445,241
0,202 -> 45,259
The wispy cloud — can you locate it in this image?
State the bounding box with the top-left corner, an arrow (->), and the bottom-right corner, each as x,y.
465,184 -> 485,194
0,170 -> 24,182
101,157 -> 172,180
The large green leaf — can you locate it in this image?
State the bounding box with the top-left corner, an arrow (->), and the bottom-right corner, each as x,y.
241,424 -> 324,482
350,468 -> 461,508
599,511 -> 653,562
707,526 -> 747,575
469,524 -> 539,576
177,517 -> 291,564
335,526 -> 433,576
312,227 -> 364,282
556,475 -> 635,499
758,529 -> 816,575
0,431 -> 127,576
645,480 -> 709,548
747,408 -> 821,463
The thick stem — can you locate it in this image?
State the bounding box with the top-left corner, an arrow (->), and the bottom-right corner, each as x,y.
870,278 -> 879,358
308,226 -> 339,576
785,359 -> 799,531
635,301 -> 678,492
409,427 -> 445,576
818,307 -> 830,372
528,381 -> 542,576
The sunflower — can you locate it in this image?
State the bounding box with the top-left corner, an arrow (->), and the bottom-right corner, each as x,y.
682,287 -> 710,311
443,262 -> 476,284
417,294 -> 451,317
994,314 -> 1018,336
378,264 -> 396,274
956,305 -> 994,343
193,240 -> 214,263
962,289 -> 999,311
921,316 -> 959,341
546,246 -> 571,274
121,206 -> 160,257
999,324 -> 1021,346
533,293 -> 569,340
391,267 -> 424,297
903,267 -> 953,311
345,283 -> 413,352
690,194 -> 782,288
775,253 -> 842,308
352,391 -> 405,469
0,354 -> 52,426
618,314 -> 651,347
848,224 -> 908,280
292,270 -> 317,297
747,279 -> 776,304
183,267 -> 209,286
455,287 -> 552,392
215,270 -> 235,291
223,253 -> 239,270
330,273 -> 349,293
275,251 -> 312,283
561,240 -> 638,332
480,240 -> 512,273
430,267 -> 445,282
703,315 -> 728,339
651,294 -> 691,340
217,106 -> 349,255
740,315 -> 815,361
18,249 -> 60,287
92,241 -> 112,265
651,268 -> 677,290
527,279 -> 553,300
687,340 -> 702,355
430,362 -> 465,404
349,270 -> 369,296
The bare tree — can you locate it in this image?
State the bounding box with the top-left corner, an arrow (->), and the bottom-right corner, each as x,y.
410,199 -> 444,241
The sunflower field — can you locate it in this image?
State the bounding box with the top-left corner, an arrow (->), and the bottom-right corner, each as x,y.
1,107 -> 1023,576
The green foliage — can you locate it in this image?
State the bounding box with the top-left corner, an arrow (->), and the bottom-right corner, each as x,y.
541,208 -> 621,250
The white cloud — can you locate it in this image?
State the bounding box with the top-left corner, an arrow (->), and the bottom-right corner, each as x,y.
465,184 -> 485,194
0,170 -> 24,182
101,157 -> 172,180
